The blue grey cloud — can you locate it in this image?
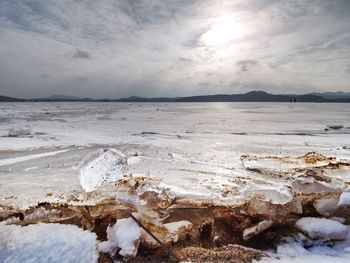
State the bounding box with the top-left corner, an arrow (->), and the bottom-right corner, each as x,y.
236,60 -> 258,72
72,49 -> 90,59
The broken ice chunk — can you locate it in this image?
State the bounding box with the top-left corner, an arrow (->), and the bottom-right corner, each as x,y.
313,198 -> 338,217
99,217 -> 141,258
79,148 -> 128,192
243,220 -> 274,241
291,179 -> 339,194
295,217 -> 348,241
164,220 -> 193,242
338,191 -> 350,206
8,125 -> 31,137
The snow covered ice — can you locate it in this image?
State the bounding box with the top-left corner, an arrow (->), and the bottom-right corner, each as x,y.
79,148 -> 128,192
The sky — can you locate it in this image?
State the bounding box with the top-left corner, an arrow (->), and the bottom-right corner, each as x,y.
0,0 -> 349,99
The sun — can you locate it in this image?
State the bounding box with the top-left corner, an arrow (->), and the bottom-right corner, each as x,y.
201,17 -> 248,47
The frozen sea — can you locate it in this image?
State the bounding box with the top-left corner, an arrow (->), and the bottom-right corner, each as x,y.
0,102 -> 349,207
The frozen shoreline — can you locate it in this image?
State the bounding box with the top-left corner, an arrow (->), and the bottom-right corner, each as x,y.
1,102 -> 350,262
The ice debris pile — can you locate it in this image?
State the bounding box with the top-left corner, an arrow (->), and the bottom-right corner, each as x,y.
1,150 -> 350,262
79,148 -> 128,192
8,124 -> 32,137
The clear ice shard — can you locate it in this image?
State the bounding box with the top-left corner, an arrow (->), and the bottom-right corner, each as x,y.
79,148 -> 128,192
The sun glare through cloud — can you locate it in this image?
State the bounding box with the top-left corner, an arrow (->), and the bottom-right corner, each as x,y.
201,16 -> 248,47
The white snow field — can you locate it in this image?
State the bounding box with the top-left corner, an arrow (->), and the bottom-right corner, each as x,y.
0,102 -> 350,262
0,223 -> 98,263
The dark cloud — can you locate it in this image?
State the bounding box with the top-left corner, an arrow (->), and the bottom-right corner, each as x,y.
40,73 -> 50,79
236,60 -> 258,72
72,49 -> 90,59
75,76 -> 89,82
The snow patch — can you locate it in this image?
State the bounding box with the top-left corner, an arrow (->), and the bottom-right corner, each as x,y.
0,223 -> 98,263
99,217 -> 141,258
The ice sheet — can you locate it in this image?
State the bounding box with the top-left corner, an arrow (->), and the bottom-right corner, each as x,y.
0,102 -> 349,208
1,102 -> 350,261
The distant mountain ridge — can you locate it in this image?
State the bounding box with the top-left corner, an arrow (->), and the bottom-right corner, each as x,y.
34,94 -> 92,101
309,91 -> 350,99
0,95 -> 25,102
1,91 -> 350,102
42,94 -> 85,100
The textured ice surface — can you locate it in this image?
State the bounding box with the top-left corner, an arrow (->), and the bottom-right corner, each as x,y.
79,148 -> 128,192
0,223 -> 98,263
296,217 -> 349,241
99,217 -> 141,258
0,102 -> 349,207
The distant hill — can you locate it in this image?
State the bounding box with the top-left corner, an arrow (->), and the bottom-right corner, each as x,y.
175,91 -> 325,102
43,94 -> 84,100
34,94 -> 92,101
0,95 -> 25,102
310,92 -> 350,99
118,96 -> 175,102
0,91 -> 349,102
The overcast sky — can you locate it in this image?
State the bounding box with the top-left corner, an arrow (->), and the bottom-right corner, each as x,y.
0,0 -> 349,98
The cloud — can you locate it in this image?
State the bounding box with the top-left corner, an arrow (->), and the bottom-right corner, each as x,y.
346,65 -> 350,74
75,76 -> 89,82
179,57 -> 192,62
40,73 -> 50,79
72,49 -> 90,59
0,0 -> 349,98
236,60 -> 258,72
